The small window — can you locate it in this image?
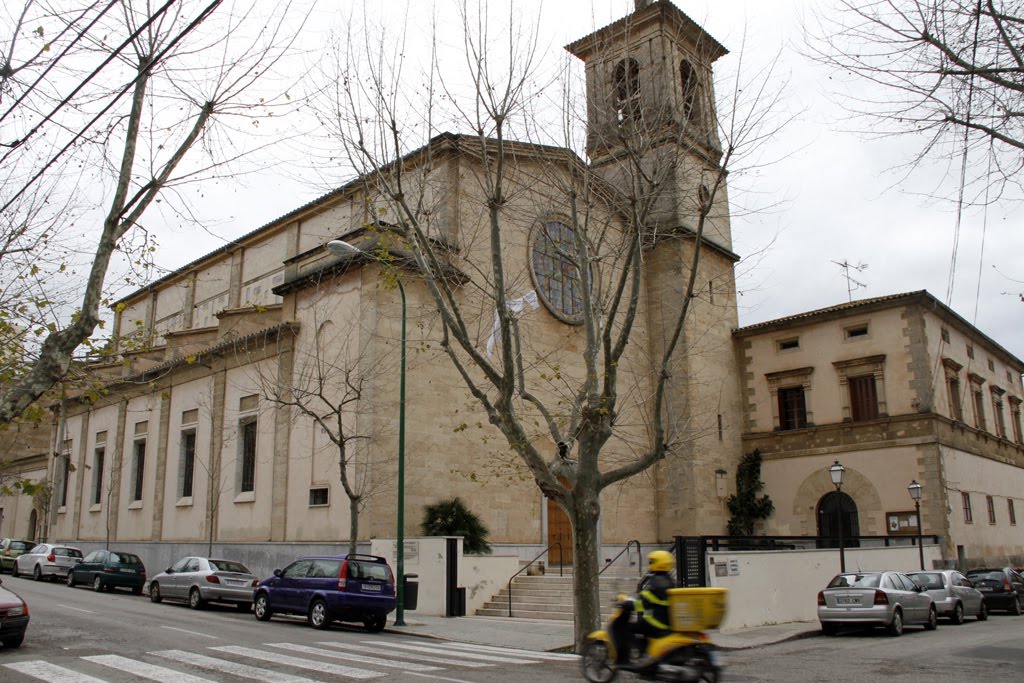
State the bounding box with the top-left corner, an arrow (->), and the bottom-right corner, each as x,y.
91,447 -> 105,506
613,58 -> 641,125
845,325 -> 869,339
1008,370 -> 1014,383
940,327 -> 950,343
180,429 -> 197,498
962,492 -> 973,524
988,359 -> 996,372
967,345 -> 975,359
1010,499 -> 1017,526
987,495 -> 996,525
777,338 -> 800,351
132,439 -> 146,502
309,487 -> 329,506
239,419 -> 257,494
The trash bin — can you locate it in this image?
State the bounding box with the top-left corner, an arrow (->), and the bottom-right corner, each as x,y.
402,574 -> 418,611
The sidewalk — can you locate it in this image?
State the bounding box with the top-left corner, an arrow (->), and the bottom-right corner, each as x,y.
387,614 -> 820,652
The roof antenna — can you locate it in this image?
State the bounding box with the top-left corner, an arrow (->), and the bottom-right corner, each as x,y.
832,259 -> 868,302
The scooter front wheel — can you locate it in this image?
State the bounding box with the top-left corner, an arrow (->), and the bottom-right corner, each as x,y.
580,639 -> 618,683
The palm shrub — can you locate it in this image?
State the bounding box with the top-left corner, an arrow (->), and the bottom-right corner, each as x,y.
420,497 -> 492,554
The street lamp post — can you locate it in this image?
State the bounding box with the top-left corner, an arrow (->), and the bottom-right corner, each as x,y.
327,239 -> 407,626
829,460 -> 846,573
908,480 -> 924,570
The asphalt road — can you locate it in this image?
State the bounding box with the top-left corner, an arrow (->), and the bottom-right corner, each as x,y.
724,612 -> 1024,682
0,575 -> 580,682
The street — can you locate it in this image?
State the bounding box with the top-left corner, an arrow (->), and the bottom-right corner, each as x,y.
724,615 -> 1024,682
0,577 -> 579,682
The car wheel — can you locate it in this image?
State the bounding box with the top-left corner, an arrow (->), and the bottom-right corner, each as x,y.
950,602 -> 964,625
254,593 -> 273,621
308,599 -> 329,630
924,605 -> 938,631
11,563 -> 19,578
33,565 -> 42,582
66,571 -> 76,588
2,634 -> 24,649
978,601 -> 989,621
188,587 -> 206,610
886,608 -> 904,637
150,583 -> 163,603
363,613 -> 387,633
93,576 -> 104,593
1011,596 -> 1023,616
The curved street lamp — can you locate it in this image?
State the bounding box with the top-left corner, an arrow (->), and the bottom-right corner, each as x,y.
327,239 -> 408,626
830,460 -> 846,572
908,480 -> 924,570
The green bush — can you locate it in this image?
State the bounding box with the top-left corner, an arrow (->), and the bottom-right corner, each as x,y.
420,497 -> 492,554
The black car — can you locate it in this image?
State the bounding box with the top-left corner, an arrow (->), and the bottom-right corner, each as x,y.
253,554 -> 397,632
964,567 -> 1024,614
67,550 -> 146,594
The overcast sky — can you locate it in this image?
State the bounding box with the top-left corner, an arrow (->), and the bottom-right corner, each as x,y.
148,0 -> 1024,359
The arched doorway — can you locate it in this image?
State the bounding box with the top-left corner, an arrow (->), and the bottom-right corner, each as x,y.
817,491 -> 860,549
27,509 -> 37,543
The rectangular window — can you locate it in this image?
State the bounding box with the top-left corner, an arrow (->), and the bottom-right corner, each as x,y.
987,495 -> 996,525
849,375 -> 879,421
239,419 -> 257,493
91,447 -> 105,506
778,387 -> 807,430
994,397 -> 1007,438
1010,499 -> 1017,526
967,345 -> 975,359
132,439 -> 146,502
947,378 -> 963,421
59,443 -> 71,508
973,389 -> 987,431
940,327 -> 950,343
180,429 -> 196,498
309,487 -> 329,506
1012,401 -> 1023,444
988,359 -> 995,372
962,492 -> 973,524
777,337 -> 799,351
845,324 -> 869,339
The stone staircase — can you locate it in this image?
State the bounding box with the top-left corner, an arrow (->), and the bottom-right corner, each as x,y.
475,566 -> 644,621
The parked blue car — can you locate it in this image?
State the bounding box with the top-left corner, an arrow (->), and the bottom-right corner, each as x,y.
253,554 -> 396,632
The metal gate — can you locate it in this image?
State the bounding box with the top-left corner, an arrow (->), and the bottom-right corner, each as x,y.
674,536 -> 707,587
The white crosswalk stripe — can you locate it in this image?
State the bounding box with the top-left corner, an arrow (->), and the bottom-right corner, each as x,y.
210,645 -> 385,679
430,641 -> 579,661
153,650 -> 322,683
359,639 -> 542,665
4,660 -> 107,683
2,638 -> 567,682
267,643 -> 443,672
83,654 -> 216,683
314,642 -> 493,668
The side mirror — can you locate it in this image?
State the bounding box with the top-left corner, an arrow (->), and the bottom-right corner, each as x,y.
273,568 -> 283,578
165,568 -> 173,574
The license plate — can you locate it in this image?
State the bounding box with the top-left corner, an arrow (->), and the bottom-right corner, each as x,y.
121,569 -> 136,574
361,584 -> 382,592
979,587 -> 992,592
836,597 -> 859,605
226,579 -> 243,586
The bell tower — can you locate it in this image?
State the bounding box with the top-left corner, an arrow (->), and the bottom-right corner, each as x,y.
566,1 -> 744,539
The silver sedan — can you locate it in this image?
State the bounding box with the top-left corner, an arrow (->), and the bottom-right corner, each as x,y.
148,557 -> 256,611
818,570 -> 937,636
908,570 -> 987,624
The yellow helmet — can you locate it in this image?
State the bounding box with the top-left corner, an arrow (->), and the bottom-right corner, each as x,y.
648,550 -> 674,573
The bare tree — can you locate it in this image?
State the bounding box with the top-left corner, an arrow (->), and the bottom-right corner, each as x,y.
313,1 -> 788,646
253,274 -> 395,555
806,0 -> 1024,198
0,0 -> 306,427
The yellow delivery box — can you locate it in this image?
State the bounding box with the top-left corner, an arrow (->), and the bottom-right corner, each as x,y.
667,587 -> 728,632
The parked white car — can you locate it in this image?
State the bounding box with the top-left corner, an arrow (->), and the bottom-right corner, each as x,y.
13,544 -> 83,581
908,570 -> 987,624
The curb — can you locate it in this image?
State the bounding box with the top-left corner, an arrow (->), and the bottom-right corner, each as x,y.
717,628 -> 821,651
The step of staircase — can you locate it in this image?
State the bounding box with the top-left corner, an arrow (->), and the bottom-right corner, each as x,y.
475,570 -> 644,621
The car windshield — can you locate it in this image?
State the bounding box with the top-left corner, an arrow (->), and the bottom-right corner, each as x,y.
910,573 -> 944,589
110,553 -> 141,565
967,570 -> 1004,581
209,560 -> 250,574
828,573 -> 881,588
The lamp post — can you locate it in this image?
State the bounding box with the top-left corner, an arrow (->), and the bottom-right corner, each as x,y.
327,239 -> 407,626
908,479 -> 924,570
829,460 -> 846,572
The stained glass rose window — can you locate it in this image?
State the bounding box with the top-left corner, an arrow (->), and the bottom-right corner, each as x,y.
529,220 -> 584,324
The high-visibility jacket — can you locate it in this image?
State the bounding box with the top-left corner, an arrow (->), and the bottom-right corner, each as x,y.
633,572 -> 673,632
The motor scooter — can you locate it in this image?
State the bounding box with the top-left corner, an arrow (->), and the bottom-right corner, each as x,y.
580,586 -> 727,682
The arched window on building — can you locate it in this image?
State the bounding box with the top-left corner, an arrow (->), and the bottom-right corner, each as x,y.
816,491 -> 860,549
680,59 -> 702,128
613,58 -> 641,125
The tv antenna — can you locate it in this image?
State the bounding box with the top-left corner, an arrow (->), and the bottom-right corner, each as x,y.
832,260 -> 868,302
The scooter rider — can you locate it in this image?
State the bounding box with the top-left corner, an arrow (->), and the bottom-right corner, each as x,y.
611,549 -> 675,668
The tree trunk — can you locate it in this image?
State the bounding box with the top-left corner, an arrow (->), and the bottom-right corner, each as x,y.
571,490 -> 603,651
349,496 -> 359,555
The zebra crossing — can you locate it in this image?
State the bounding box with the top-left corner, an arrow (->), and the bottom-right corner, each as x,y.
3,639 -> 579,682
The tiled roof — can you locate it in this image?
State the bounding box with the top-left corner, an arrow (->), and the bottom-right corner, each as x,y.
735,291 -> 927,333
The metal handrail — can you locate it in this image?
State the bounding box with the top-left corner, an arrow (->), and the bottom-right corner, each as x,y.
599,539 -> 641,577
507,541 -> 563,617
